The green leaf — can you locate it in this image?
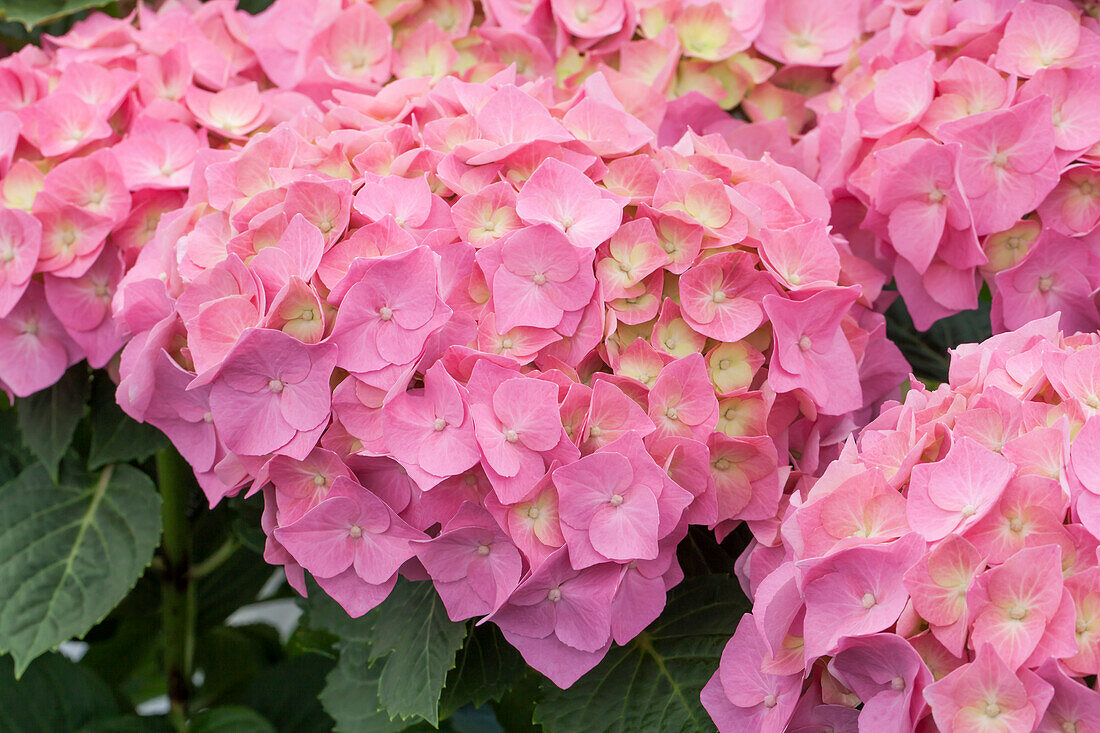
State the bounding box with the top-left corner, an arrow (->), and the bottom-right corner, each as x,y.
368,580 -> 468,726
0,464 -> 161,676
194,625 -> 283,708
78,570 -> 162,694
440,624 -> 526,718
0,404 -> 32,487
16,365 -> 88,480
76,716 -> 170,733
0,652 -> 117,732
884,295 -> 992,385
195,547 -> 272,630
319,642 -> 409,733
240,652 -> 336,733
230,492 -> 269,554
490,674 -> 540,733
306,577 -> 466,728
534,576 -> 749,733
0,0 -> 112,30
676,525 -> 751,580
87,373 -> 168,470
237,0 -> 278,13
302,575 -> 374,643
190,706 -> 276,733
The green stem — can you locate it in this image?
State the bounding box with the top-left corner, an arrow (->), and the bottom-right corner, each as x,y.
190,537 -> 239,580
157,449 -> 195,732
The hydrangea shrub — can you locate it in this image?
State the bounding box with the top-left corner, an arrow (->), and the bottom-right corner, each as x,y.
112,70 -> 908,688
0,0 -> 1099,731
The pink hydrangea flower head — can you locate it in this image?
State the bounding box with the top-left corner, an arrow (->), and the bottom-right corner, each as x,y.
1036,658 -> 1100,732
763,286 -> 863,415
992,231 -> 1100,336
273,475 -> 424,591
757,219 -> 840,291
549,0 -> 627,40
328,246 -> 452,375
0,207 -> 41,317
800,533 -> 925,659
755,0 -> 860,67
112,118 -> 203,191
415,503 -> 523,621
261,447 -> 353,524
906,436 -> 1015,542
487,224 -> 596,332
923,645 -> 1053,733
939,97 -> 1059,236
308,3 -> 393,85
969,545 -> 1068,670
206,328 -> 337,460
552,442 -> 661,564
489,547 -> 620,685
185,82 -> 270,139
828,633 -> 932,733
994,2 -> 1087,77
382,361 -> 480,481
678,251 -> 773,342
471,375 -> 563,499
903,533 -> 983,633
515,158 -> 625,249
702,613 -> 801,733
871,139 -> 970,275
0,282 -> 78,397
646,353 -> 719,444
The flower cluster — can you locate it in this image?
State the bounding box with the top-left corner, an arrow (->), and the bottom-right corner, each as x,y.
0,0 -> 876,400
792,0 -> 1100,332
0,1 -> 309,396
705,316 -> 1100,732
112,68 -> 908,685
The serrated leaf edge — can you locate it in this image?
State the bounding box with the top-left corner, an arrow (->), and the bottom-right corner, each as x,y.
2,465 -> 161,677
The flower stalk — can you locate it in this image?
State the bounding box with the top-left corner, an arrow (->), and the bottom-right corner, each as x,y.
156,448 -> 196,732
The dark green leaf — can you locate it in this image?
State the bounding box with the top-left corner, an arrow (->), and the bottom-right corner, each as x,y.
302,575 -> 374,643
196,547 -> 272,630
0,464 -> 161,676
490,674 -> 540,733
240,652 -> 336,733
76,716 -> 170,733
676,525 -> 751,579
884,295 -> 992,385
16,365 -> 88,480
0,0 -> 112,30
236,0 -> 277,14
0,652 -> 117,732
440,624 -> 525,718
87,373 -> 168,470
78,569 -> 162,696
535,576 -> 749,733
190,706 -> 275,733
230,492 -> 268,554
319,642 -> 408,733
0,404 -> 32,486
285,623 -> 339,659
307,577 -> 466,728
368,580 -> 467,725
194,625 -> 283,708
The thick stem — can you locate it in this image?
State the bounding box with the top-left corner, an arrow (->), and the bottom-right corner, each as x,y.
157,449 -> 195,732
